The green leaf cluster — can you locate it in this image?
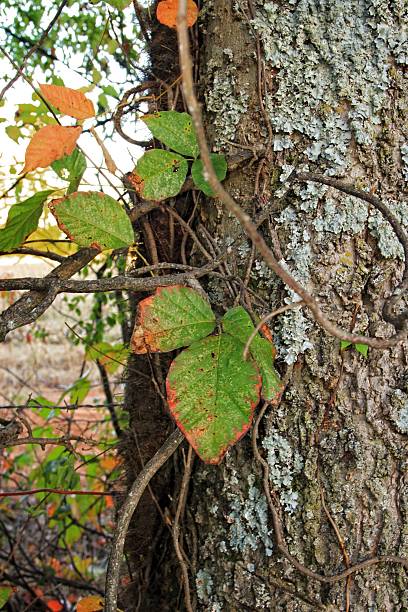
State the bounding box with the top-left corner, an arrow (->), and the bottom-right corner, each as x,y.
340,340 -> 368,357
134,111 -> 227,200
131,287 -> 281,463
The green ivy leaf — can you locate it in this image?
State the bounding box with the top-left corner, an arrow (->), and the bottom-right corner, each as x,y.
222,306 -> 281,401
355,343 -> 368,357
59,377 -> 91,404
0,190 -> 54,251
340,340 -> 352,350
131,285 -> 216,353
61,524 -> 82,547
142,111 -> 199,158
191,154 -> 227,196
85,341 -> 129,374
6,125 -> 21,142
0,586 -> 13,608
167,333 -> 261,464
51,148 -> 86,194
134,149 -> 188,201
101,0 -> 132,9
49,191 -> 134,251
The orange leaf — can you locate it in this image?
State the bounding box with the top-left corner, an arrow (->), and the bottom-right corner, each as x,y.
23,125 -> 82,173
100,455 -> 120,471
156,0 -> 198,28
104,495 -> 114,509
40,84 -> 95,120
77,595 -> 104,612
47,600 -> 63,612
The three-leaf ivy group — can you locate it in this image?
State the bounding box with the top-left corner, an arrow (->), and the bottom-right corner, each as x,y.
131,285 -> 282,464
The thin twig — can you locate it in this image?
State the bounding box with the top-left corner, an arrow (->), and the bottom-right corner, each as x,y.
0,488 -> 111,497
0,0 -> 69,101
243,302 -> 305,360
294,171 -> 408,331
104,429 -> 184,612
0,265 -> 218,293
175,3 -> 407,350
172,446 -> 194,612
0,434 -> 98,450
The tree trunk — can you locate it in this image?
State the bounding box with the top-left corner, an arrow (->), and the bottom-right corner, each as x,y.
122,1 -> 408,610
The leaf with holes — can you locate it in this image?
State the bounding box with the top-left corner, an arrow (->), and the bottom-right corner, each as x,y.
0,190 -> 55,251
191,154 -> 227,196
156,0 -> 199,29
167,333 -> 261,463
51,148 -> 86,194
222,307 -> 282,401
49,191 -> 134,251
142,111 -> 199,158
23,125 -> 82,173
134,149 -> 188,200
131,285 -> 215,354
39,84 -> 95,120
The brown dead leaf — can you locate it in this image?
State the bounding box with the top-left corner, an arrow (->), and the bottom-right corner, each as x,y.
23,125 -> 82,174
39,84 -> 95,120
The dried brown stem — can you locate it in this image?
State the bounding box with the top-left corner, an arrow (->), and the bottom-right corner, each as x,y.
172,446 -> 194,612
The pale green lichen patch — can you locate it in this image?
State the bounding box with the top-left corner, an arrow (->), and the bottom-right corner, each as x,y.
368,199 -> 408,259
205,58 -> 249,148
262,430 -> 303,513
402,143 -> 408,181
389,389 -> 408,434
196,569 -> 214,604
227,474 -> 273,555
253,0 -> 408,174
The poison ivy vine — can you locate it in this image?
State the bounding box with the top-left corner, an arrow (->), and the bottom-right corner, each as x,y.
131,285 -> 281,463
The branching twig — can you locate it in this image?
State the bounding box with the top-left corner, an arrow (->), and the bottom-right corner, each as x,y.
172,446 -> 194,612
0,488 -> 112,497
0,0 -> 69,101
0,434 -> 99,450
0,266 -> 217,293
243,302 -> 305,360
104,429 -> 184,612
175,3 -> 407,349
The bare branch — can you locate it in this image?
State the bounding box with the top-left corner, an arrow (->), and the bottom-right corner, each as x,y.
0,488 -> 112,498
0,265 -> 216,294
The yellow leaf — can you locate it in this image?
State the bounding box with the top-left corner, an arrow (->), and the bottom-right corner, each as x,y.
24,226 -> 78,256
23,125 -> 82,173
77,595 -> 104,612
40,84 -> 95,120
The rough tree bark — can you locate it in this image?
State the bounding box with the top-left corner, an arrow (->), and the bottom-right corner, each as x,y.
122,1 -> 408,610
